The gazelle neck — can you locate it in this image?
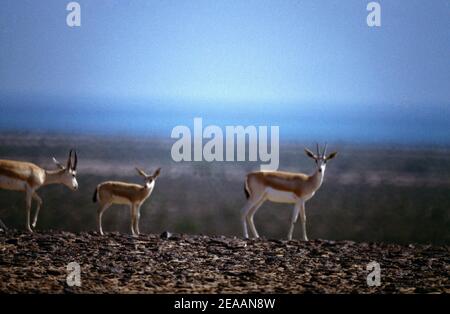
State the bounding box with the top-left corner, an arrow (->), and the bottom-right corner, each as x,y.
43,169 -> 65,186
144,180 -> 155,191
309,167 -> 325,190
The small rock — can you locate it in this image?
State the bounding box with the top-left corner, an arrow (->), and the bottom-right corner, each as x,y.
6,238 -> 18,245
160,231 -> 172,239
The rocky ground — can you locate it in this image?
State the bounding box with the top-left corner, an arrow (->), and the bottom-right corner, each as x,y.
0,230 -> 448,293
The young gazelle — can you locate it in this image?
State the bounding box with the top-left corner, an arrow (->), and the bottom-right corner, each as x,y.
241,144 -> 337,241
0,150 -> 78,232
93,167 -> 161,236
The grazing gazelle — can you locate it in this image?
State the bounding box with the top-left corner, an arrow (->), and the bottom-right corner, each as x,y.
0,150 -> 78,232
241,144 -> 337,241
93,167 -> 161,236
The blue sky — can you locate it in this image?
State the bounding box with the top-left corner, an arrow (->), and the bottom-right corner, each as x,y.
0,0 -> 449,143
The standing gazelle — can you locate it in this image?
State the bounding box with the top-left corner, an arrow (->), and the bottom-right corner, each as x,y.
93,167 -> 161,236
241,144 -> 337,241
0,150 -> 78,232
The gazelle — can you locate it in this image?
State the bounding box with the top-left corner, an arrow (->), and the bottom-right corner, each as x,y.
241,144 -> 337,241
93,167 -> 161,236
0,150 -> 78,232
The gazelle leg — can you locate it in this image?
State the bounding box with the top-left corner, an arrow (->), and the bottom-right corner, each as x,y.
288,202 -> 302,240
134,205 -> 141,235
31,192 -> 43,228
247,196 -> 266,239
130,204 -> 137,236
241,195 -> 264,239
97,202 -> 111,236
241,202 -> 252,238
299,201 -> 308,241
0,186 -> 8,230
0,218 -> 7,231
25,188 -> 33,233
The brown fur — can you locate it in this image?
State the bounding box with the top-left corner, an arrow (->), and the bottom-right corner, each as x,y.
0,159 -> 44,188
97,181 -> 151,204
246,171 -> 314,198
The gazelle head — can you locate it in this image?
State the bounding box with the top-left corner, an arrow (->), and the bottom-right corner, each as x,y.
304,143 -> 337,174
136,167 -> 161,188
52,149 -> 79,190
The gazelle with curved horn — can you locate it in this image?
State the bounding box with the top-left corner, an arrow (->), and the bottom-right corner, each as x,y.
241,143 -> 337,241
93,167 -> 161,236
0,150 -> 79,232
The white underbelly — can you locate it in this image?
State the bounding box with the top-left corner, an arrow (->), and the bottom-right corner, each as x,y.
0,175 -> 27,191
265,187 -> 298,204
111,195 -> 132,205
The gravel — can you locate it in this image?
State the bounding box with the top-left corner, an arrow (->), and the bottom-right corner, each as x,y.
0,230 -> 448,293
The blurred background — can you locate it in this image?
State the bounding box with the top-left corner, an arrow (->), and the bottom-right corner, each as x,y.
0,1 -> 449,243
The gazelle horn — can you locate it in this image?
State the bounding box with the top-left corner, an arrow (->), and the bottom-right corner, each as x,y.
322,143 -> 328,158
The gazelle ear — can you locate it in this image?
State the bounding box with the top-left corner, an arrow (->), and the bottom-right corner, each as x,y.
66,149 -> 73,169
304,148 -> 317,159
326,151 -> 338,160
152,167 -> 161,178
72,150 -> 78,171
136,168 -> 148,177
52,157 -> 65,170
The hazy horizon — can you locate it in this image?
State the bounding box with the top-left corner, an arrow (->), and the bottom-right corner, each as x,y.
1,93 -> 449,145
